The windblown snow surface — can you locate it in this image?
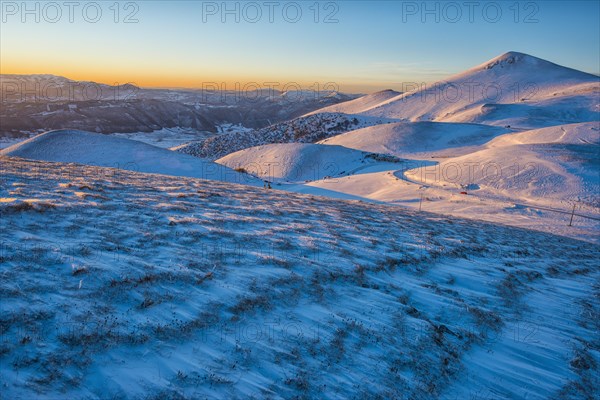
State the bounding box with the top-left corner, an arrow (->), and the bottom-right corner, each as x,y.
1,158 -> 598,399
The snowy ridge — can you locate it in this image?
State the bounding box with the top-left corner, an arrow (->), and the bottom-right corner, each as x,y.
0,157 -> 598,399
303,89 -> 402,116
174,113 -> 396,161
0,130 -> 256,184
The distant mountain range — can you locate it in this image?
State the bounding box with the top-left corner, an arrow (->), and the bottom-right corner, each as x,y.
0,74 -> 358,138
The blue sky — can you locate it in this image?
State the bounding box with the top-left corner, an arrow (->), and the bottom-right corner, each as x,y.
1,1 -> 598,92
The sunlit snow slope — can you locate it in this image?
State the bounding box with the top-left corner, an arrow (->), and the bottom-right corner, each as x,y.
318,121 -> 511,158
217,143 -> 394,182
309,52 -> 600,130
0,130 -> 256,184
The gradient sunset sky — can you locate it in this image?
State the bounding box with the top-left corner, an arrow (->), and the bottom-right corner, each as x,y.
1,1 -> 598,93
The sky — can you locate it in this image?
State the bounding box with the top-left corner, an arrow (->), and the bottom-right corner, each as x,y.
1,1 -> 599,93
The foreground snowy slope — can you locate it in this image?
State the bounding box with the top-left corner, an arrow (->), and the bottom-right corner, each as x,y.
0,130 -> 255,184
1,157 -> 598,399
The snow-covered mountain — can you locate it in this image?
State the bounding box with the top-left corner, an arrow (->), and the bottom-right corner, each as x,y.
309,52 -> 600,129
176,52 -> 598,165
171,52 -> 600,241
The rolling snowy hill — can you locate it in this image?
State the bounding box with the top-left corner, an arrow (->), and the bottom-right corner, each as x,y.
174,52 -> 597,241
405,122 -> 600,209
217,143 -> 397,183
176,52 -> 599,166
0,130 -> 255,184
0,157 -> 598,399
318,121 -> 511,158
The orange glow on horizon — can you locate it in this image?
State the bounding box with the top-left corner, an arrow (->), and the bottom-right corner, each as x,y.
1,62 -> 394,94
